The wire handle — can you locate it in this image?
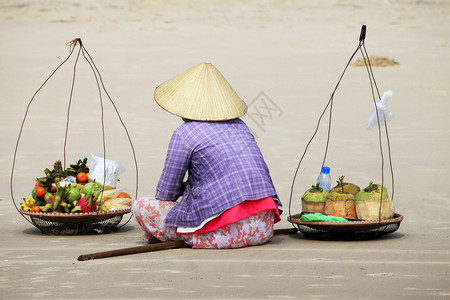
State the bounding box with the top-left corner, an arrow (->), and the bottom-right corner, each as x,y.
288,25 -> 395,227
10,38 -> 139,229
359,25 -> 367,42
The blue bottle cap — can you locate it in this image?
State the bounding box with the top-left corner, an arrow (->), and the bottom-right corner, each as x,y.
322,166 -> 330,174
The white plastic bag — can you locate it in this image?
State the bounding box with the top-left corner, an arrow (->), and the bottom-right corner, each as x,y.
101,197 -> 132,211
367,90 -> 394,129
97,188 -> 125,205
88,153 -> 126,188
59,176 -> 77,188
96,188 -> 132,211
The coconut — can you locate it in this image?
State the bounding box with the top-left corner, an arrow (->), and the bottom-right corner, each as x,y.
325,191 -> 357,219
355,182 -> 395,220
329,175 -> 360,196
301,184 -> 329,214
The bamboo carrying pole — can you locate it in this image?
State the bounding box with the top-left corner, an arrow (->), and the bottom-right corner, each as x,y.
78,240 -> 188,261
77,228 -> 297,261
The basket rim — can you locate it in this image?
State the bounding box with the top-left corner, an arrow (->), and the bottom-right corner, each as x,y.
20,208 -> 131,219
287,212 -> 404,227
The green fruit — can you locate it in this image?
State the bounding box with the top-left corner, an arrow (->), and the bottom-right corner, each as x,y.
75,184 -> 85,191
83,182 -> 99,195
329,176 -> 360,196
355,182 -> 389,201
325,190 -> 357,218
34,199 -> 45,206
44,192 -> 54,203
326,191 -> 355,201
330,184 -> 360,196
66,188 -> 82,204
94,181 -> 115,190
302,184 -> 329,203
31,188 -> 36,200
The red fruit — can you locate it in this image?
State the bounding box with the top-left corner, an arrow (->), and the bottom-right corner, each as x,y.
35,187 -> 46,198
71,195 -> 96,213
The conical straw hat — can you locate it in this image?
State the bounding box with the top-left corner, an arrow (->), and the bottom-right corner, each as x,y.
154,62 -> 247,121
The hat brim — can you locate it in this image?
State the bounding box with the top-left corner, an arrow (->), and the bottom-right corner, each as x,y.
154,62 -> 248,121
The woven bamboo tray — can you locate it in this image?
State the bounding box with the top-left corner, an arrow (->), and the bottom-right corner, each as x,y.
21,209 -> 131,235
288,213 -> 404,240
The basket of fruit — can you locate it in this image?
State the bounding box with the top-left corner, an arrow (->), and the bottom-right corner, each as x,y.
10,38 -> 138,235
289,178 -> 403,239
287,26 -> 404,240
17,158 -> 133,235
288,213 -> 404,240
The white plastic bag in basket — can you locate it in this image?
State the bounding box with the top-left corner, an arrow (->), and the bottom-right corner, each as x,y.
97,188 -> 132,211
367,90 -> 394,129
88,153 -> 125,188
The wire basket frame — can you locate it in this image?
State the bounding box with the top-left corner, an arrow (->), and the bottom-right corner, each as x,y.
288,213 -> 403,240
21,209 -> 131,235
10,38 -> 138,234
288,25 -> 400,239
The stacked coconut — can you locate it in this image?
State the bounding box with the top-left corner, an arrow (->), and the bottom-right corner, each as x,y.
301,176 -> 395,220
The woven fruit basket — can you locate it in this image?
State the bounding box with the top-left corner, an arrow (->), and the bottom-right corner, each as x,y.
21,209 -> 131,235
288,213 -> 403,240
14,157 -> 134,235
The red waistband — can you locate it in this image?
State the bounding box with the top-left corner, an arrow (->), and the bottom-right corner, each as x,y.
178,196 -> 280,235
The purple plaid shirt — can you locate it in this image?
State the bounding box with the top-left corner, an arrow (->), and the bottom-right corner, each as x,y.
155,118 -> 280,228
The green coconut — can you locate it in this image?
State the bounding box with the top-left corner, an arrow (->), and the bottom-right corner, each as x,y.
354,181 -> 394,220
355,182 -> 389,202
325,190 -> 357,218
302,184 -> 329,202
301,184 -> 329,214
330,175 -> 360,197
327,191 -> 355,201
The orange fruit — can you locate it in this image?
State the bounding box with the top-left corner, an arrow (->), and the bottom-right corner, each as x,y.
31,206 -> 41,213
117,192 -> 131,199
77,172 -> 89,183
35,181 -> 42,189
35,186 -> 46,198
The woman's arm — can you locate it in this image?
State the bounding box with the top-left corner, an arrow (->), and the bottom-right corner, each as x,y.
155,131 -> 191,201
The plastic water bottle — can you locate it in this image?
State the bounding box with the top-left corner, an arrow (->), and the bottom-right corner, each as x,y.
317,166 -> 331,191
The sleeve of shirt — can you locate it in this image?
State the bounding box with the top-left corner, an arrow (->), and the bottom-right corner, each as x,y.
155,130 -> 191,201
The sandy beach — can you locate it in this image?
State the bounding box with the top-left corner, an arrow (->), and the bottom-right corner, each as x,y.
1,0 -> 449,299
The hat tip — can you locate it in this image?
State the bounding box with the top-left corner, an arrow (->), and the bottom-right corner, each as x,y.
203,60 -> 211,64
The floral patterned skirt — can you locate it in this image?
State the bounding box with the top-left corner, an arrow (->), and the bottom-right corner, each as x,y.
131,197 -> 276,249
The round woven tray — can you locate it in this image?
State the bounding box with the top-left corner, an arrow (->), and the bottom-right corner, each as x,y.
21,209 -> 132,235
287,213 -> 404,240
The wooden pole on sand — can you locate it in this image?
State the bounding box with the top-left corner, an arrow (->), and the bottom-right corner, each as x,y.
77,228 -> 297,261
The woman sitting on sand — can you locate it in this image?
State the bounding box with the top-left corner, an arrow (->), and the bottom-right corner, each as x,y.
131,62 -> 282,249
